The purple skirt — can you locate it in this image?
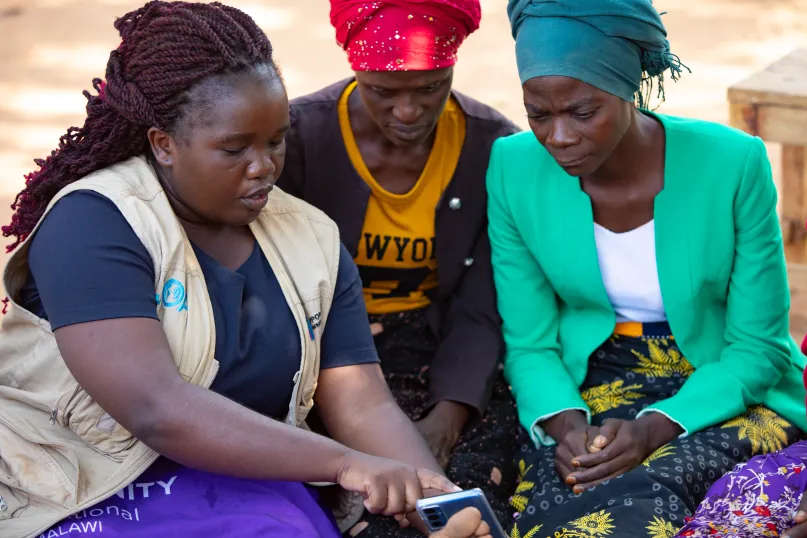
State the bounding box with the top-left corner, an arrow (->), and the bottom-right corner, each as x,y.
675,440 -> 807,537
39,457 -> 341,538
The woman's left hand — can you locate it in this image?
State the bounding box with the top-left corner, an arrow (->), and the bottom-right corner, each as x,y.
565,414 -> 682,493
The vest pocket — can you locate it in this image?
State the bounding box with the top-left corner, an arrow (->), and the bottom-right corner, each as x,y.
55,386 -> 137,460
0,421 -> 74,509
0,482 -> 29,520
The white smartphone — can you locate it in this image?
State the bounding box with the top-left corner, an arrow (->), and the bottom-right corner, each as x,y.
415,488 -> 508,537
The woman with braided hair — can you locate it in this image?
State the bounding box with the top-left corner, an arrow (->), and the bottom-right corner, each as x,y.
0,2 -> 495,537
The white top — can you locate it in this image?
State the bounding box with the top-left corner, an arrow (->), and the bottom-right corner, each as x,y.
531,220 -> 676,447
594,220 -> 667,323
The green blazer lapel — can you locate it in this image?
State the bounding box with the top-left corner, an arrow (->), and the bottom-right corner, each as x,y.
652,114 -> 695,346
555,170 -> 612,312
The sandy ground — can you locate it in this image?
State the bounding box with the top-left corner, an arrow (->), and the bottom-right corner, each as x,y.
1,0 -> 807,329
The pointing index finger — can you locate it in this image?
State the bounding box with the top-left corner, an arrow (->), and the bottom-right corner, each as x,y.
417,468 -> 461,494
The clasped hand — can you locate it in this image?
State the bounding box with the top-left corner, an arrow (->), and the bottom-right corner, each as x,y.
547,411 -> 682,494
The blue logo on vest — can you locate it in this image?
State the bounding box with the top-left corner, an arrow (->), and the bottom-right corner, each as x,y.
158,279 -> 187,312
306,312 -> 321,341
306,319 -> 315,341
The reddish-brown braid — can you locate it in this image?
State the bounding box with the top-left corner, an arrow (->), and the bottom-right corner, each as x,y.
2,0 -> 274,252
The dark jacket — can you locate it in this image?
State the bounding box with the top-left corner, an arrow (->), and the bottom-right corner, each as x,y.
277,79 -> 519,414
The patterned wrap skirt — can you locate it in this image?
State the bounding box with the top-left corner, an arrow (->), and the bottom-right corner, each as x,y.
349,308 -> 521,538
674,440 -> 807,537
509,322 -> 802,538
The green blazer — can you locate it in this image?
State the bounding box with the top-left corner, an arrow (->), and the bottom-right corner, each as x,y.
487,111 -> 807,446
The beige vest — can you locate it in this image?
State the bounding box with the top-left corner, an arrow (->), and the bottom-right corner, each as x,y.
0,156 -> 341,538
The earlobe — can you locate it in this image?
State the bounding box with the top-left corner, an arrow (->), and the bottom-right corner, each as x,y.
147,127 -> 174,167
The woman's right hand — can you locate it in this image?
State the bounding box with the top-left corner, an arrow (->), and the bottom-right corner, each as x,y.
542,410 -> 599,484
336,451 -> 460,516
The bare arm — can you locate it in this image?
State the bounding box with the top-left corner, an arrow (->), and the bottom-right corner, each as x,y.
57,317 -> 359,482
316,363 -> 449,531
315,363 -> 443,474
56,317 -> 457,516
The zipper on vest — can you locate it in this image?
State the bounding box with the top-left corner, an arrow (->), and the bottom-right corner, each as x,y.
49,408 -> 58,425
0,494 -> 7,511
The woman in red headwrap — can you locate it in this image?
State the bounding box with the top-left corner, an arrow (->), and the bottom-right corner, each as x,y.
276,1 -> 519,536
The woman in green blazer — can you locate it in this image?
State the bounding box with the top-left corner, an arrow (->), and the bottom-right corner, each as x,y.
490,1 -> 807,536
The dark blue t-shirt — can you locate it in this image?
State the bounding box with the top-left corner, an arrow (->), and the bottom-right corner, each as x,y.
20,191 -> 378,420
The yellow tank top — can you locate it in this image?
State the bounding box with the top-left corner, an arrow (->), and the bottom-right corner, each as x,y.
338,81 -> 466,315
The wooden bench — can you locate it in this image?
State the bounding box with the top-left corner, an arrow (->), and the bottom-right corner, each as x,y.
728,48 -> 807,263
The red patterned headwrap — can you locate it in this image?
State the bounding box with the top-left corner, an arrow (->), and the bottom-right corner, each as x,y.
330,0 -> 481,71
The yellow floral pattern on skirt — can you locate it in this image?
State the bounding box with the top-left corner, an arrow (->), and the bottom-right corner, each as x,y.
646,516 -> 676,538
630,340 -> 694,377
721,406 -> 790,455
580,380 -> 643,415
643,444 -> 676,467
511,510 -> 616,538
510,522 -> 543,538
511,460 -> 535,513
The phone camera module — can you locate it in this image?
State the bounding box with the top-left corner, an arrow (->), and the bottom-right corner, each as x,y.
423,507 -> 448,529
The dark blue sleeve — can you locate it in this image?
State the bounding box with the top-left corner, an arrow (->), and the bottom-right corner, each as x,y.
25,191 -> 158,330
320,244 -> 379,369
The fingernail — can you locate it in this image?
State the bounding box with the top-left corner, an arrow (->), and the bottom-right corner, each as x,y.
566,475 -> 576,485
573,485 -> 583,495
571,460 -> 580,467
452,484 -> 462,492
594,435 -> 607,447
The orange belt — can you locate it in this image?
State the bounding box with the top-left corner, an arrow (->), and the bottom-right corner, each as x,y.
614,321 -> 673,339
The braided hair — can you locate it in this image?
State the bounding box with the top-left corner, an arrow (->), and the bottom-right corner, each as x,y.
2,0 -> 276,252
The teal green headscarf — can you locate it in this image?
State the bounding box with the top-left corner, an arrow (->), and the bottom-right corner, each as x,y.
508,0 -> 687,106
